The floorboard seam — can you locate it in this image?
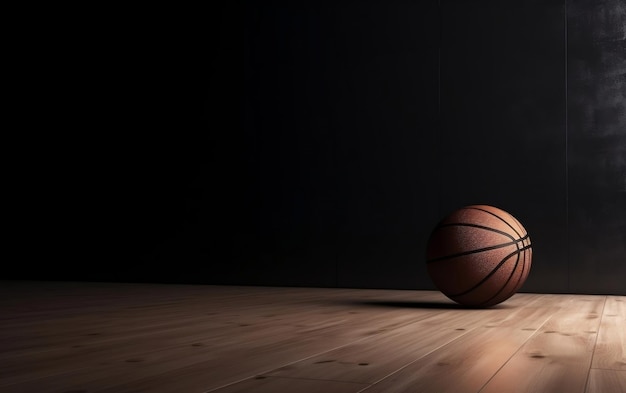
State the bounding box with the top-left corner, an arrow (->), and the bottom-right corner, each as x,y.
353,327 -> 477,393
475,311 -> 557,393
201,301 -> 472,392
590,367 -> 626,371
249,374 -> 369,385
200,333 -> 377,393
584,296 -> 608,393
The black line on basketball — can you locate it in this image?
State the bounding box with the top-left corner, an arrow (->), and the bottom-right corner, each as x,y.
448,243 -> 532,298
507,242 -> 531,297
427,234 -> 530,264
477,245 -> 528,307
511,246 -> 529,293
467,206 -> 525,240
434,222 -> 519,241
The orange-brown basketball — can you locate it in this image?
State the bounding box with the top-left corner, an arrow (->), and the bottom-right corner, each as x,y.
426,205 -> 532,307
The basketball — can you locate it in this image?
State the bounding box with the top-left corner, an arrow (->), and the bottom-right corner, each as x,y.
425,205 -> 532,307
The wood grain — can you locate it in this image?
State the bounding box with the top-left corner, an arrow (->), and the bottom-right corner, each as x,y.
0,281 -> 624,393
208,376 -> 367,393
586,369 -> 626,393
354,295 -> 561,393
262,295 -> 548,384
479,295 -> 606,393
591,295 -> 626,371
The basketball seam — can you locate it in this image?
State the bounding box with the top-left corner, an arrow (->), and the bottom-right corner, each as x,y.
477,257 -> 521,307
466,206 -> 525,240
481,235 -> 531,306
447,243 -> 532,298
433,222 -> 519,241
476,242 -> 529,307
427,233 -> 530,264
510,241 -> 531,296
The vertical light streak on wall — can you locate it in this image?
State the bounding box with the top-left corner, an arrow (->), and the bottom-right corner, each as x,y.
437,0 -> 442,220
565,0 -> 570,291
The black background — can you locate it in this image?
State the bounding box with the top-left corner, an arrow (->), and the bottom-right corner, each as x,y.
6,0 -> 625,295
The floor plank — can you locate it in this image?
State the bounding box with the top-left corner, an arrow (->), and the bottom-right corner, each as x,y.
0,284 -> 447,392
591,296 -> 626,371
354,295 -> 562,393
585,369 -> 626,393
207,376 -> 367,393
92,293 -> 458,393
0,282 -> 624,393
260,295 -> 549,385
479,295 -> 606,393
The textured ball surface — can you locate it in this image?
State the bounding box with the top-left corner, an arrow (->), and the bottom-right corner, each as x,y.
425,205 -> 532,307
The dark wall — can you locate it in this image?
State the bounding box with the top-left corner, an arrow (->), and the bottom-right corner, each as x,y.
439,0 -> 569,293
8,1 -> 624,295
235,0 -> 552,291
211,0 -> 623,294
233,1 -> 441,289
7,7 -> 212,283
567,0 -> 626,294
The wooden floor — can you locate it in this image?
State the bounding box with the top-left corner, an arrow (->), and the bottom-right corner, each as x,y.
0,281 -> 624,393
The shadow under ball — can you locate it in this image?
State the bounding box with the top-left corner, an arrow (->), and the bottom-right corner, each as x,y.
426,205 -> 532,308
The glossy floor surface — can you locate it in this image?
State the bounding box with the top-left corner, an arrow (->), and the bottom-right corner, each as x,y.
1,281 -> 624,393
